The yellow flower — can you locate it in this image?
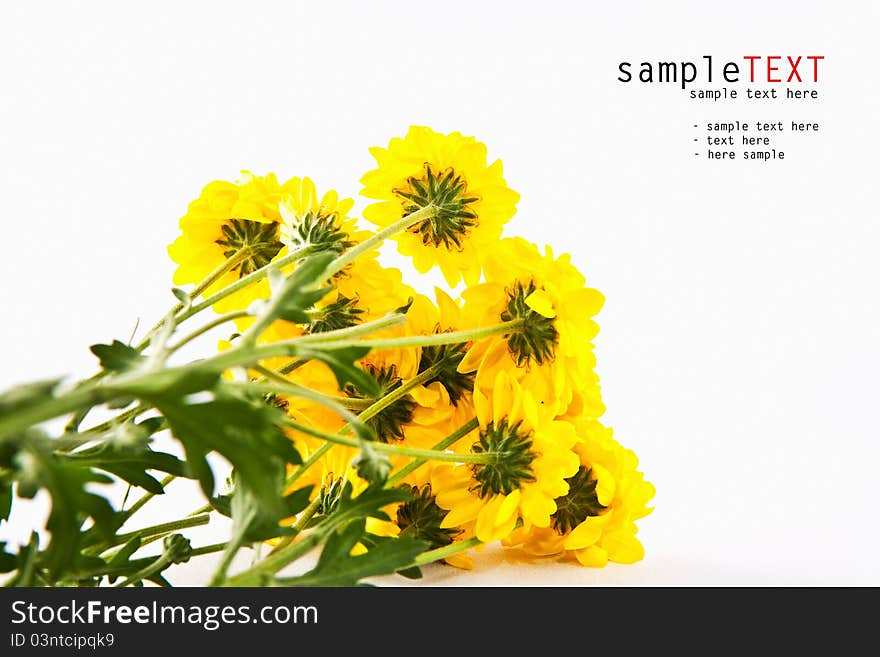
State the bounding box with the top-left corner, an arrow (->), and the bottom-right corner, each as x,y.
168,171 -> 288,313
432,371 -> 580,544
169,173 -> 359,315
503,418 -> 655,567
279,176 -> 370,257
360,126 -> 520,287
458,237 -> 606,417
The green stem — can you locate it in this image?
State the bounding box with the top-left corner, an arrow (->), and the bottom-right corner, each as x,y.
268,495 -> 322,555
0,386 -> 104,441
413,537 -> 482,567
209,533 -> 248,587
189,542 -> 230,558
81,404 -> 147,436
121,474 -> 176,521
188,503 -> 213,517
113,554 -> 173,587
282,419 -> 494,464
293,312 -> 407,344
168,310 -> 249,354
359,361 -> 443,422
135,248 -> 254,351
320,205 -> 437,281
173,245 -> 315,328
91,514 -> 211,554
251,365 -> 370,410
235,319 -> 524,367
386,417 -> 478,487
294,319 -> 524,352
226,531 -> 324,586
282,359 -> 452,487
285,442 -> 333,489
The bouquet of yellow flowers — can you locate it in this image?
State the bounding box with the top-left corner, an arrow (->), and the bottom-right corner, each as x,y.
0,126 -> 654,586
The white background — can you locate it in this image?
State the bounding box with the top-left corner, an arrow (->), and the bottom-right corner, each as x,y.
1,1 -> 878,585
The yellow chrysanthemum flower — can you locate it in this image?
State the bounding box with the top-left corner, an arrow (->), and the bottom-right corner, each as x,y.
360,126 -> 520,286
432,371 -> 580,544
503,418 -> 655,567
169,173 -> 359,315
168,171 -> 289,313
458,237 -> 606,417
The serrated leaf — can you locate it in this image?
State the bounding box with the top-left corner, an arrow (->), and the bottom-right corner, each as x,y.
107,535 -> 142,568
0,378 -> 63,415
358,533 -> 423,579
65,447 -> 188,494
0,480 -> 11,524
107,364 -> 220,399
267,253 -> 335,325
351,439 -> 391,484
153,390 -> 301,516
0,542 -> 17,573
297,346 -> 379,397
89,340 -> 144,373
274,519 -> 427,587
13,446 -> 118,578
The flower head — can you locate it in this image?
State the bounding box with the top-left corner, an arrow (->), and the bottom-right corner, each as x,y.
360,126 -> 520,286
432,371 -> 580,543
459,237 -> 606,417
168,172 -> 359,314
503,418 -> 655,566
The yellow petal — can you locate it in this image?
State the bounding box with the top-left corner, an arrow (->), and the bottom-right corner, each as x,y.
575,545 -> 608,568
604,532 -> 645,564
524,290 -> 556,318
563,518 -> 603,550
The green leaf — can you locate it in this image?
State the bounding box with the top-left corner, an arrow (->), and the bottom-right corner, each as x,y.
0,479 -> 11,524
89,340 -> 144,373
64,446 -> 188,495
13,445 -> 118,578
351,439 -> 391,484
107,364 -> 220,399
5,533 -> 40,585
107,536 -> 142,569
171,287 -> 191,307
0,542 -> 17,574
297,346 -> 379,397
153,389 -> 301,516
61,419 -> 187,494
266,252 -> 335,324
0,378 -> 63,415
394,297 -> 414,315
358,533 -> 423,579
274,519 -> 427,587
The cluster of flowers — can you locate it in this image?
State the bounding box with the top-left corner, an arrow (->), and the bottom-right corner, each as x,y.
168,126 -> 654,570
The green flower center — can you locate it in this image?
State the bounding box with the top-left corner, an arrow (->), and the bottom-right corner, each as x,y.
396,484 -> 461,549
394,164 -> 480,250
308,295 -> 364,334
551,466 -> 607,534
344,364 -> 415,443
500,279 -> 559,367
285,210 -> 355,255
216,218 -> 284,277
417,327 -> 474,406
470,419 -> 537,497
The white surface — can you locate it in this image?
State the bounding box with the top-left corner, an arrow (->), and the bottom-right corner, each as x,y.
1,1 -> 878,585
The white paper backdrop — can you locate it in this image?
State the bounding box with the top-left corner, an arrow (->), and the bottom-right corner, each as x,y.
1,1 -> 877,585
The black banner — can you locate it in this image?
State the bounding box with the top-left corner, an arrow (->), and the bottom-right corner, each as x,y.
0,587 -> 872,651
